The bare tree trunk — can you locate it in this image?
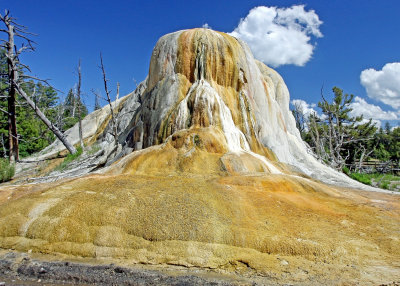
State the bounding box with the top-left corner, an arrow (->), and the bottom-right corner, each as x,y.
93,89 -> 101,110
71,89 -> 76,118
100,53 -> 118,147
0,133 -> 6,158
1,11 -> 77,155
116,82 -> 120,101
77,59 -> 84,149
56,100 -> 65,131
14,83 -> 77,154
6,18 -> 18,162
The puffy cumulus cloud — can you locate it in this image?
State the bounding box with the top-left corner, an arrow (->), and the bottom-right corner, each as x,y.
292,97 -> 399,128
349,96 -> 399,128
360,62 -> 400,109
230,5 -> 323,67
349,96 -> 398,121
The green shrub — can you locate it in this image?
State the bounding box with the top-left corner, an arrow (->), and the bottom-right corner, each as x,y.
56,147 -> 83,171
0,158 -> 15,183
380,182 -> 389,189
350,172 -> 372,185
342,166 -> 350,175
346,171 -> 399,191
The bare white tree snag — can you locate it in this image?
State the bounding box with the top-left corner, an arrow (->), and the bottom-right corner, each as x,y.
116,82 -> 120,101
99,53 -> 118,147
55,99 -> 65,131
71,90 -> 76,117
0,133 -> 6,157
0,10 -> 77,156
77,59 -> 84,149
1,11 -> 20,162
14,83 -> 77,154
93,89 -> 101,110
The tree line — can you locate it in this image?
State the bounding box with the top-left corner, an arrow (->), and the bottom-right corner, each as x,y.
292,87 -> 400,174
0,10 -> 120,163
0,47 -> 88,159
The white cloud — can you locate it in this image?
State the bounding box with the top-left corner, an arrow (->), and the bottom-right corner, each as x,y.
292,97 -> 399,129
291,99 -> 318,118
349,96 -> 398,121
202,23 -> 211,29
230,5 -> 323,67
360,62 -> 400,109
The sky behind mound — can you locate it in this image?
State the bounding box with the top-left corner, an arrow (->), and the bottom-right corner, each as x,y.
2,0 -> 399,127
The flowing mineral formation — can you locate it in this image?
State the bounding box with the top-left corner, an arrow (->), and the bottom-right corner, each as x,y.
0,29 -> 399,284
32,28 -> 384,188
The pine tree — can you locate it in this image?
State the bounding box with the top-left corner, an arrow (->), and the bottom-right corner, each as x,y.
305,87 -> 376,171
62,88 -> 88,131
1,10 -> 77,156
94,91 -> 101,111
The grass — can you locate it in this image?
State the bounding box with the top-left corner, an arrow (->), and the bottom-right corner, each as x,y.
55,146 -> 83,171
0,158 -> 15,183
350,172 -> 372,185
349,172 -> 400,191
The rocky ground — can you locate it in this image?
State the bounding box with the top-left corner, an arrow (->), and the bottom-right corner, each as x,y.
1,252 -> 399,286
0,251 -> 275,286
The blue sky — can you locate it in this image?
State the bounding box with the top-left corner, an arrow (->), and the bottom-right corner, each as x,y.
2,0 -> 399,127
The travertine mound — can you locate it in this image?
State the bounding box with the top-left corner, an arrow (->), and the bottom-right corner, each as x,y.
1,29 -> 399,284
38,29 -> 370,188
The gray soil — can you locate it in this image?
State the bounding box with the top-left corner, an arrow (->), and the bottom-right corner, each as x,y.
0,251 -> 270,286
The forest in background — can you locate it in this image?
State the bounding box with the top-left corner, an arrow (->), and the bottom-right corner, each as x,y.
0,49 -> 88,158
292,87 -> 400,190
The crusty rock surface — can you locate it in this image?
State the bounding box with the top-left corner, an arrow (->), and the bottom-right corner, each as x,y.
1,29 -> 399,286
30,28 -> 382,191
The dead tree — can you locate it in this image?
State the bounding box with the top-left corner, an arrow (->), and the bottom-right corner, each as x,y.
0,10 -> 77,156
93,89 -> 101,110
0,11 -> 21,162
99,53 -> 118,147
76,59 -> 84,149
56,102 -> 65,131
0,133 -> 6,157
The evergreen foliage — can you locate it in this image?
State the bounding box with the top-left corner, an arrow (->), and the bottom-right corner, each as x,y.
62,88 -> 88,131
0,51 -> 88,158
291,86 -> 400,188
305,87 -> 377,171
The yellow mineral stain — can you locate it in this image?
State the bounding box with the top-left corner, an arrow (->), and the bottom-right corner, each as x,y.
0,168 -> 399,284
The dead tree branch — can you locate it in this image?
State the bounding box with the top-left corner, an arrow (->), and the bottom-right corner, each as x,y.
1,10 -> 77,157
99,52 -> 118,147
77,59 -> 84,149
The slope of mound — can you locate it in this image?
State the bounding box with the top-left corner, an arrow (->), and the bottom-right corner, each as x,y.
0,172 -> 399,284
